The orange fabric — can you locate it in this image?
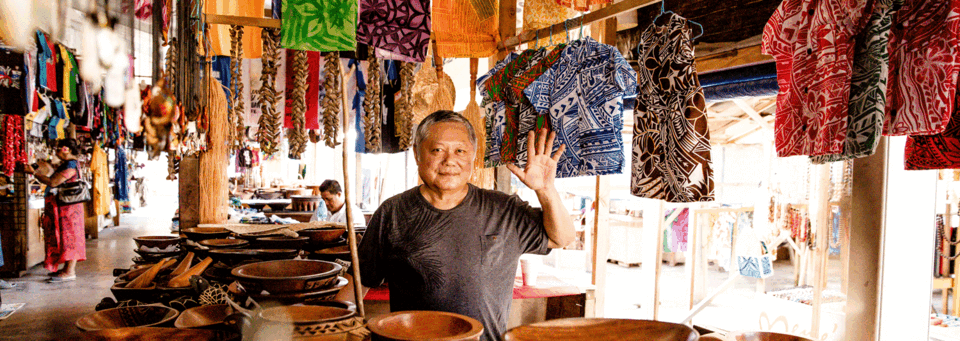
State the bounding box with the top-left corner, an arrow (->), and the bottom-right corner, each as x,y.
204,0 -> 263,58
433,0 -> 500,58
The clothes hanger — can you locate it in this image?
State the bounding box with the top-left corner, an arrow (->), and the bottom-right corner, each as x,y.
656,1 -> 704,41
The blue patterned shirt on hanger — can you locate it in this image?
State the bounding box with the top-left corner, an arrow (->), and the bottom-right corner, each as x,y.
478,52 -> 519,168
524,37 -> 638,178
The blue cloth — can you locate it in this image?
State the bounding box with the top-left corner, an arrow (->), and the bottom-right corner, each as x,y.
211,56 -> 232,103
350,59 -> 367,153
477,52 -> 519,168
524,37 -> 637,178
697,62 -> 778,103
115,148 -> 130,202
44,160 -> 78,197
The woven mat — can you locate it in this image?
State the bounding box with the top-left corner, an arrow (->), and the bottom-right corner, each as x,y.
198,221 -> 345,235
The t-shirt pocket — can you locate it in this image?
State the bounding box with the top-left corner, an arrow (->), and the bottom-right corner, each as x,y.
481,234 -> 505,267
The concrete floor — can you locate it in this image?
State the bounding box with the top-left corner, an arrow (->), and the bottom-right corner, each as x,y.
0,199 -> 177,341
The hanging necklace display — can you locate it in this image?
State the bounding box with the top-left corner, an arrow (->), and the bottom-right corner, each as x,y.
288,50 -> 308,159
321,51 -> 342,148
363,56 -> 382,153
937,215 -> 960,260
256,28 -> 283,155
396,61 -> 415,150
229,25 -> 245,151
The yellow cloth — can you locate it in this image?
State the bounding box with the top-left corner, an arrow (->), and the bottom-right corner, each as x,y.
91,144 -> 111,215
433,0 -> 500,58
523,0 -> 578,32
204,0 -> 263,58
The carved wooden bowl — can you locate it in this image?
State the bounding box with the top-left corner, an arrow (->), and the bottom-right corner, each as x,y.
181,228 -> 231,241
300,228 -> 347,245
308,245 -> 352,263
76,305 -> 179,331
733,331 -> 814,341
255,236 -> 309,250
198,238 -> 249,249
366,311 -> 484,341
174,304 -> 235,329
291,195 -> 323,212
229,277 -> 349,305
207,249 -> 300,267
134,236 -> 183,249
231,259 -> 342,294
253,305 -> 363,341
503,318 -> 698,341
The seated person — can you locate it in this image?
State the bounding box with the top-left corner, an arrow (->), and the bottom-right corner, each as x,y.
312,179 -> 365,226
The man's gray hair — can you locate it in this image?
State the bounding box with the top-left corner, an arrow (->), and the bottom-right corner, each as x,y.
412,110 -> 478,153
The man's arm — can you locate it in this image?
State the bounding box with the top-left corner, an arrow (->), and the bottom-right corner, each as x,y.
507,129 -> 575,248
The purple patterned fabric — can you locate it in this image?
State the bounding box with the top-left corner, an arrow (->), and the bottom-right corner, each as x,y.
358,0 -> 432,63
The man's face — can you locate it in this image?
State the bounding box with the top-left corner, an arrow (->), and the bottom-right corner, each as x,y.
320,191 -> 343,212
416,122 -> 476,192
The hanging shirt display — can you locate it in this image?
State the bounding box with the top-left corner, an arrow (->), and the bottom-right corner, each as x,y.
58,45 -> 79,103
883,0 -> 960,136
484,48 -> 549,166
91,144 -> 110,216
35,30 -> 57,94
525,37 -> 637,178
904,83 -> 960,170
0,48 -> 27,116
508,47 -> 564,168
632,13 -> 714,203
811,0 -> 902,164
281,0 -> 357,52
357,0 -> 431,62
478,52 -> 518,167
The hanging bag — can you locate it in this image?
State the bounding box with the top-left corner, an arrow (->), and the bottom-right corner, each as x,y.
57,180 -> 91,205
736,226 -> 774,279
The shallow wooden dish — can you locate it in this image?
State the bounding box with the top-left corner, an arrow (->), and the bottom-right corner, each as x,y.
258,305 -> 355,324
300,227 -> 347,245
255,236 -> 309,250
231,259 -> 341,294
504,318 -> 698,341
309,245 -> 352,263
367,311 -> 484,341
198,238 -> 249,249
76,305 -> 179,331
181,228 -> 231,241
733,331 -> 813,341
134,236 -> 183,249
174,304 -> 235,329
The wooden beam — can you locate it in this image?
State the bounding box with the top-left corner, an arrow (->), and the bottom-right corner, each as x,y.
696,45 -> 772,73
732,99 -> 773,131
498,0 -> 661,50
205,14 -> 281,28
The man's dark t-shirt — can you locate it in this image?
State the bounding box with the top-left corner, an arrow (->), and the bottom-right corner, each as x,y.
359,184 -> 550,341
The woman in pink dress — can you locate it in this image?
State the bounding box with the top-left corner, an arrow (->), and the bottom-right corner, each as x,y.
23,139 -> 86,282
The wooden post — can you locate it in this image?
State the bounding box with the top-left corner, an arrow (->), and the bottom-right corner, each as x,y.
951,202 -> 960,317
639,198 -> 664,319
686,204 -> 700,310
810,163 -> 831,338
339,63 -> 365,318
591,176 -> 610,317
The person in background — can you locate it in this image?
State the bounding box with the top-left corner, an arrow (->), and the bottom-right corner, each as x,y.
337,110 -> 575,341
23,139 -> 87,282
313,179 -> 365,226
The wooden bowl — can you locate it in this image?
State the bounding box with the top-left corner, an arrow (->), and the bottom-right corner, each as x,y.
258,305 -> 355,324
300,227 -> 346,245
79,327 -> 234,340
230,277 -> 348,305
257,191 -> 284,200
133,248 -> 181,261
134,236 -> 183,249
253,304 -> 363,340
309,245 -> 352,263
181,228 -> 231,241
75,305 -> 179,331
367,311 -> 484,341
231,259 -> 342,294
732,331 -> 814,341
174,304 -> 236,329
503,318 -> 698,341
207,249 -> 300,267
255,236 -> 309,250
199,238 -> 249,249
111,282 -> 160,303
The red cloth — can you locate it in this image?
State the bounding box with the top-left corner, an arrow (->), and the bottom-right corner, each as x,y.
284,50 -> 320,130
42,190 -> 86,272
905,82 -> 960,169
364,283 -> 581,301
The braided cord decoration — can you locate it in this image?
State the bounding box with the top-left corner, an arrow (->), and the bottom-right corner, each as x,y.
165,38 -> 177,95
363,57 -> 382,153
288,50 -> 308,159
321,52 -> 342,148
256,28 -> 283,155
396,61 -> 415,150
229,24 -> 245,151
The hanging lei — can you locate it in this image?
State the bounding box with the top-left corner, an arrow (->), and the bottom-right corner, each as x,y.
363,57 -> 382,153
937,214 -> 960,260
288,50 -> 308,159
2,115 -> 26,177
321,52 -> 342,148
396,61 -> 416,150
229,25 -> 245,151
256,28 -> 283,155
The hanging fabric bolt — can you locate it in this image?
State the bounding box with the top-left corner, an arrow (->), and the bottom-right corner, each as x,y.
288,50 -> 309,159
363,56 -> 382,153
321,52 -> 342,148
229,24 -> 246,151
256,28 -> 283,155
395,62 -> 416,150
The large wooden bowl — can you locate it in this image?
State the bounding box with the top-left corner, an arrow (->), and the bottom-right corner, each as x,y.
181,228 -> 231,241
255,236 -> 309,250
76,327 -> 234,340
300,227 -> 347,245
503,318 -> 698,341
76,305 -> 179,331
231,259 -> 341,294
199,238 -> 249,249
207,249 -> 300,267
367,311 -> 484,341
308,245 -> 352,263
229,277 -> 349,305
174,304 -> 235,329
732,331 -> 814,341
253,305 -> 363,341
134,236 -> 183,249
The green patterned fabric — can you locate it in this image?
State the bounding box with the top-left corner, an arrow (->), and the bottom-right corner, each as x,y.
811,0 -> 902,164
281,0 -> 357,52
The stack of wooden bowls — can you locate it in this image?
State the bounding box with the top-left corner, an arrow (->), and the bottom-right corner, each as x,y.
228,259 -> 347,305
